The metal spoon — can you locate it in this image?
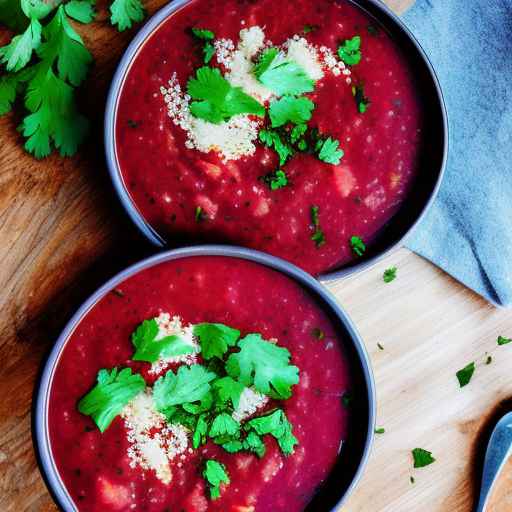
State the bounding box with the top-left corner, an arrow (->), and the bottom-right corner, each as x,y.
476,412 -> 512,512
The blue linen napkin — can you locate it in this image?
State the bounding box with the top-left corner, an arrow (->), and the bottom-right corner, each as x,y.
400,0 -> 512,307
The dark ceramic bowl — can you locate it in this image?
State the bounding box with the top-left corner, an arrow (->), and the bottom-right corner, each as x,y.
104,0 -> 447,281
34,246 -> 375,511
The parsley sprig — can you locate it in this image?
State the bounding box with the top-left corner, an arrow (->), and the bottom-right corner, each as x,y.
310,205 -> 326,247
338,35 -> 362,66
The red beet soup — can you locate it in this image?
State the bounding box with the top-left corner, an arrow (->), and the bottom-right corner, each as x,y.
115,0 -> 424,275
48,256 -> 353,511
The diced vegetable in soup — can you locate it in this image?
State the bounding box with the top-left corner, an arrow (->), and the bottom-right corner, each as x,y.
116,0 -> 423,274
48,257 -> 352,511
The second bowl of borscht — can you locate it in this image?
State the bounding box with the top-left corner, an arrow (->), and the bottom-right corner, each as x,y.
105,0 -> 447,278
35,246 -> 375,511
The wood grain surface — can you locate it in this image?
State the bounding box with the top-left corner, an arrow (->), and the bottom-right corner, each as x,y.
2,0 -> 512,511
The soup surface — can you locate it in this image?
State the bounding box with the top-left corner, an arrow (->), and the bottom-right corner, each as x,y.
49,256 -> 352,511
115,0 -> 423,275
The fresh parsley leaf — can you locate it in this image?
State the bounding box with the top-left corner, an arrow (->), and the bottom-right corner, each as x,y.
247,409 -> 298,455
352,84 -> 370,113
243,430 -> 266,457
65,1 -> 96,24
203,459 -> 230,500
153,364 -> 216,415
338,35 -> 362,66
262,169 -> 288,190
131,318 -> 195,363
0,18 -> 41,73
0,72 -> 24,115
254,48 -> 315,96
221,439 -> 243,453
78,368 -> 145,432
290,123 -> 307,144
192,413 -> 209,448
202,42 -> 215,64
268,96 -> 314,128
193,322 -> 240,360
375,427 -> 385,434
497,335 -> 512,345
212,376 -> 246,409
317,137 -> 344,164
110,0 -> 145,31
226,334 -> 299,399
412,448 -> 436,468
383,266 -> 397,283
310,205 -> 325,248
191,28 -> 215,40
456,362 -> 475,387
182,391 -> 214,415
350,235 -> 366,257
209,412 -> 240,438
21,0 -> 55,20
188,66 -> 264,123
259,128 -> 294,166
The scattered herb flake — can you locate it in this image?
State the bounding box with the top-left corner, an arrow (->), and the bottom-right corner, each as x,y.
312,327 -> 325,340
262,169 -> 288,190
383,266 -> 397,283
486,355 -> 492,365
375,427 -> 385,434
310,205 -> 326,247
377,342 -> 384,351
303,24 -> 319,34
350,235 -> 366,257
195,205 -> 205,222
259,128 -> 294,166
412,448 -> 436,468
410,476 -> 415,484
317,136 -> 344,165
191,28 -> 215,40
203,459 -> 230,500
338,35 -> 362,66
367,24 -> 379,36
191,28 -> 216,63
352,84 -> 370,113
497,335 -> 512,346
341,391 -> 353,408
247,409 -> 298,455
456,362 -> 475,388
209,412 -> 241,438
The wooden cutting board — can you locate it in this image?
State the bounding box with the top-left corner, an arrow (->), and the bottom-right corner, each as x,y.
1,1 -> 512,511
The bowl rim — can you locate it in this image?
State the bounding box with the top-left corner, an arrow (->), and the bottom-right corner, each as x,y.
104,0 -> 448,282
34,245 -> 376,511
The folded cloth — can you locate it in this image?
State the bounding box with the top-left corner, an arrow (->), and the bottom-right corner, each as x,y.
401,0 -> 512,307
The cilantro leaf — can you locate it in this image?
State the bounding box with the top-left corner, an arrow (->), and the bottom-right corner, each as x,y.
290,123 -> 307,144
0,18 -> 41,72
338,35 -> 362,66
456,362 -> 475,387
153,364 -> 216,415
350,235 -> 366,257
191,28 -> 215,64
268,96 -> 314,128
226,333 -> 299,399
193,322 -> 240,360
0,72 -> 23,115
212,376 -> 245,409
262,169 -> 288,190
254,48 -> 315,96
221,439 -> 243,453
310,205 -> 325,248
209,412 -> 240,438
65,1 -> 96,24
182,390 -> 214,415
247,409 -> 298,455
78,367 -> 145,432
352,84 -> 370,114
131,318 -> 195,363
412,448 -> 436,468
383,266 -> 397,283
38,6 -> 92,86
497,336 -> 512,345
242,430 -> 266,457
110,0 -> 145,32
21,0 -> 55,20
203,459 -> 230,500
317,137 -> 344,165
20,66 -> 89,158
0,0 -> 30,31
187,66 -> 264,124
192,413 -> 209,448
259,128 -> 294,166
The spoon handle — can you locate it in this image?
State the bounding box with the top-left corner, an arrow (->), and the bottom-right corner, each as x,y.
476,417 -> 512,512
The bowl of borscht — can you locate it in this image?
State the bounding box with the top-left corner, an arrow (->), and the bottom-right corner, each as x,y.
105,0 -> 447,279
35,246 -> 375,511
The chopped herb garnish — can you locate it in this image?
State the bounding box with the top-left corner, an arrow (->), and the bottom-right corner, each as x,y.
312,327 -> 325,340
259,128 -> 294,166
192,413 -> 208,448
375,427 -> 385,434
254,48 -> 315,96
209,412 -> 241,438
352,84 -> 370,113
341,391 -> 353,408
110,0 -> 145,31
377,342 -> 384,350
193,323 -> 240,360
338,35 -> 362,66
367,24 -> 379,36
78,368 -> 145,432
195,205 -> 205,222
131,318 -> 196,363
383,266 -> 397,283
290,123 -> 308,144
412,448 -> 436,468
317,136 -> 344,164
226,333 -> 299,399
127,119 -> 139,128
310,205 -> 326,247
262,169 -> 288,190
268,95 -> 315,128
486,355 -> 492,365
212,376 -> 245,409
203,459 -> 230,500
410,476 -> 415,484
191,28 -> 215,40
187,66 -> 265,124
153,364 -> 216,416
303,24 -> 319,34
191,28 -> 216,63
456,362 -> 475,387
247,409 -> 298,455
350,235 -> 366,257
497,335 -> 512,345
